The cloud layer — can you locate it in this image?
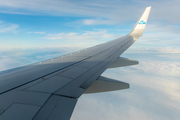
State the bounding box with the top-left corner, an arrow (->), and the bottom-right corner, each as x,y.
0,21 -> 18,33
44,29 -> 118,40
71,52 -> 180,120
0,48 -> 179,120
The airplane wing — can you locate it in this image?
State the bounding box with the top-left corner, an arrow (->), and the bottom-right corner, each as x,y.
0,7 -> 151,120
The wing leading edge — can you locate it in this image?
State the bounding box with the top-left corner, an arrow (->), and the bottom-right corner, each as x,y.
0,7 -> 151,120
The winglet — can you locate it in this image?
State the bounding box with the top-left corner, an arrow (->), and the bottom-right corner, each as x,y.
129,6 -> 151,39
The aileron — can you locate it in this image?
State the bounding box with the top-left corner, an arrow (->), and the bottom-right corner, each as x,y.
84,76 -> 129,94
108,57 -> 139,68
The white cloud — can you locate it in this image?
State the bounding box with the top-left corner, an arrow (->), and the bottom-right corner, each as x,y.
40,29 -> 121,48
0,21 -> 19,33
71,52 -> 180,120
43,30 -> 119,48
126,23 -> 180,48
138,61 -> 180,77
0,47 -> 78,71
145,24 -> 180,33
83,19 -> 115,25
28,31 -> 46,34
157,47 -> 180,53
127,47 -> 180,53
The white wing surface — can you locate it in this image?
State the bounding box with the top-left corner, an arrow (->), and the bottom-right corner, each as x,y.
0,7 -> 151,120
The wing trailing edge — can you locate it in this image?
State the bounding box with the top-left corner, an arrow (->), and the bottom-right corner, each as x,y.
108,57 -> 139,68
84,76 -> 129,94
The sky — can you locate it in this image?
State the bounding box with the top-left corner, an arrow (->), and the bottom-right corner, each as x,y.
0,0 -> 180,120
0,0 -> 180,49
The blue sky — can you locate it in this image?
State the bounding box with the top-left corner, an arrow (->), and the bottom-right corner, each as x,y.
0,0 -> 180,120
0,0 -> 180,49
